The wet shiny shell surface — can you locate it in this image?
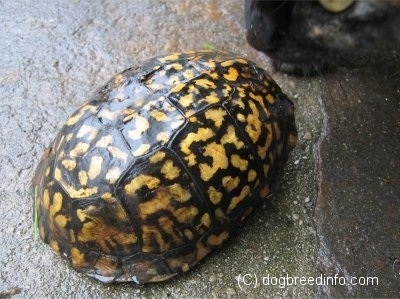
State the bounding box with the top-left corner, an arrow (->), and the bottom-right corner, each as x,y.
32,50 -> 297,284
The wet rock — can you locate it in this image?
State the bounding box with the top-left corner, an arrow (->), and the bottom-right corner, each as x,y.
315,53 -> 400,297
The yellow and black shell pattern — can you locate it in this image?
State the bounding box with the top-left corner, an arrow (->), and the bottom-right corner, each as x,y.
32,50 -> 297,284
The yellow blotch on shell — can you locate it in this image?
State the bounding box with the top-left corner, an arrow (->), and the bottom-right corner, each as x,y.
97,108 -> 118,122
236,114 -> 245,124
76,208 -> 86,222
169,63 -> 183,71
101,192 -> 113,202
182,263 -> 190,272
156,131 -> 170,143
204,60 -> 216,69
54,167 -> 62,181
95,135 -> 113,148
57,150 -> 65,160
54,214 -> 68,228
221,58 -> 247,67
62,184 -> 99,199
127,116 -> 150,139
223,67 -> 239,81
200,213 -> 211,228
236,87 -> 246,100
69,229 -> 76,243
168,183 -> 191,202
49,239 -> 61,253
71,247 -> 88,268
222,83 -> 233,97
66,105 -> 97,126
183,69 -> 195,80
184,153 -> 197,166
249,92 -> 264,107
161,160 -> 181,180
184,229 -> 194,240
207,186 -> 223,205
220,59 -> 235,67
194,79 -> 216,89
123,109 -> 137,123
76,124 -> 99,141
124,174 -> 160,196
205,92 -> 220,104
248,169 -> 257,182
42,189 -> 50,209
49,192 -> 63,216
206,231 -> 229,246
199,142 -> 228,182
180,127 -> 214,155
105,167 -> 122,184
107,146 -> 129,162
112,73 -> 125,86
188,84 -> 199,95
45,166 -> 50,177
175,206 -> 198,223
222,176 -> 240,192
170,83 -> 186,93
150,109 -> 168,121
113,231 -> 138,247
61,159 -> 76,171
149,151 -> 166,164
204,108 -> 227,128
159,53 -> 180,62
220,125 -> 244,149
88,155 -> 103,180
208,70 -> 219,80
65,133 -> 73,142
257,123 -> 273,160
69,142 -> 90,157
139,193 -> 169,219
266,93 -> 275,104
231,154 -> 248,171
227,185 -> 251,213
245,101 -> 262,143
141,224 -> 167,253
78,170 -> 88,186
132,143 -> 151,157
179,93 -> 194,108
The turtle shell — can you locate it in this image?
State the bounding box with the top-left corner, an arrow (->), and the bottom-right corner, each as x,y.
32,50 -> 297,284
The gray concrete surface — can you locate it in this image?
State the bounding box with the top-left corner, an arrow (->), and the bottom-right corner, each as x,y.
0,0 -> 398,298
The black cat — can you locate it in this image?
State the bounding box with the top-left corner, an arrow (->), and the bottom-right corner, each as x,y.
245,0 -> 400,75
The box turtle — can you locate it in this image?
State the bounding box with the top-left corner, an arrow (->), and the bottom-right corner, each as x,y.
32,50 -> 297,284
